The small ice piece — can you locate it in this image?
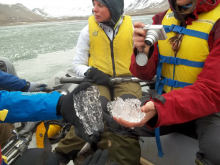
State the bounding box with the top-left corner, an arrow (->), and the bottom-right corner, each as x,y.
107,97 -> 145,123
73,86 -> 104,135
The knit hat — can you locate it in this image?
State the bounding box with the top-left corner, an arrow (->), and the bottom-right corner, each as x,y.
93,0 -> 107,7
92,0 -> 124,25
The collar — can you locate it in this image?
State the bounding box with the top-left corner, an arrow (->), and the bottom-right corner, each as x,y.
97,15 -> 124,30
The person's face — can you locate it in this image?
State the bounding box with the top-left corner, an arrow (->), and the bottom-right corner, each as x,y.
176,0 -> 193,6
92,0 -> 111,22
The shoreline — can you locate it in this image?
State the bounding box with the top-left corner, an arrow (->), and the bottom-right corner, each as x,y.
0,13 -> 156,27
0,17 -> 89,26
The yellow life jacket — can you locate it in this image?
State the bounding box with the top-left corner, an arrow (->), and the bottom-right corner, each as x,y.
157,5 -> 220,93
0,109 -> 8,121
88,15 -> 133,77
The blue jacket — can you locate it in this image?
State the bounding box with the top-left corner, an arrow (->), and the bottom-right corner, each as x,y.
0,90 -> 62,123
0,71 -> 63,165
0,71 -> 27,91
0,70 -> 62,123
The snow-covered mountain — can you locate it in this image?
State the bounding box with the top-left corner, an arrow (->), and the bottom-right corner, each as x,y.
31,0 -> 169,17
125,0 -> 169,15
39,4 -> 93,17
0,3 -> 52,25
0,0 -> 170,25
32,8 -> 51,17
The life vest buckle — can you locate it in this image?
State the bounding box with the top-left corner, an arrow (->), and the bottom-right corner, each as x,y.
164,56 -> 181,65
169,24 -> 184,34
166,56 -> 176,64
164,78 -> 178,87
169,24 -> 176,31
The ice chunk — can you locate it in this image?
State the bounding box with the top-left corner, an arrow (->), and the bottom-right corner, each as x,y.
107,97 -> 145,123
73,86 -> 104,135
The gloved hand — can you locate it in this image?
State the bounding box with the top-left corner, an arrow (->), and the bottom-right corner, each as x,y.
57,82 -> 103,143
28,82 -> 47,92
85,67 -> 113,86
82,149 -> 117,165
75,126 -> 103,146
102,112 -> 120,131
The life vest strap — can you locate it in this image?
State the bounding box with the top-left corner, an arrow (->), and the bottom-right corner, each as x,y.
154,47 -> 194,158
155,127 -> 164,157
161,76 -> 193,88
163,24 -> 209,40
159,55 -> 204,68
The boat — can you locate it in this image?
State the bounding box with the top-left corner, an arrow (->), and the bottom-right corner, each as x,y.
0,57 -> 199,165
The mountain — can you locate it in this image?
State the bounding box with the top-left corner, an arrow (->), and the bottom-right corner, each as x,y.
41,4 -> 93,17
35,0 -> 169,17
125,0 -> 169,15
0,3 -> 89,26
32,8 -> 51,17
0,3 -> 55,25
0,0 -> 170,26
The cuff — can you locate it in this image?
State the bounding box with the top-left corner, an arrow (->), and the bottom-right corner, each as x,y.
84,67 -> 94,78
144,99 -> 161,129
21,81 -> 30,92
134,46 -> 154,59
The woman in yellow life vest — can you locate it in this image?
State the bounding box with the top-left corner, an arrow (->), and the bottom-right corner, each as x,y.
115,0 -> 220,164
54,0 -> 143,165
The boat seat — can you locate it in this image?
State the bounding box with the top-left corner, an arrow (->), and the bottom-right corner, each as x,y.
140,133 -> 199,165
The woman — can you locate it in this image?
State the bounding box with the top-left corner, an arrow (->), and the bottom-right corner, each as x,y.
55,0 -> 143,165
115,0 -> 220,164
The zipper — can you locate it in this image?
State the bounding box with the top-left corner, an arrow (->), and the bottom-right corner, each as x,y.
171,52 -> 178,90
110,30 -> 116,77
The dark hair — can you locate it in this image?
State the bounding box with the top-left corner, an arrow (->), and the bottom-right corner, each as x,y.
168,0 -> 197,52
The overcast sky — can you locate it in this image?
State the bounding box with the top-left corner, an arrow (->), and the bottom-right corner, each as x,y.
0,0 -> 134,9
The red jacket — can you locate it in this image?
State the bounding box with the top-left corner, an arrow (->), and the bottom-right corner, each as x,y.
130,0 -> 220,129
0,146 -> 2,164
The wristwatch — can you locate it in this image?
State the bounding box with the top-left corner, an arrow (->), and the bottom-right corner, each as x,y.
136,52 -> 148,66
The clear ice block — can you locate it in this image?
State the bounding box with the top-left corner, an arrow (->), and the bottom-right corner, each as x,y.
73,86 -> 104,135
107,97 -> 145,123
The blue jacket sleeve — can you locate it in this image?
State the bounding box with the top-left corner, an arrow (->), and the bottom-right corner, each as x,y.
0,71 -> 27,91
0,90 -> 62,123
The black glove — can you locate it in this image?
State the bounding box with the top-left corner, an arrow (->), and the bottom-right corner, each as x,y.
74,124 -> 103,147
57,82 -> 103,143
82,149 -> 118,165
57,82 -> 92,142
85,67 -> 113,86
